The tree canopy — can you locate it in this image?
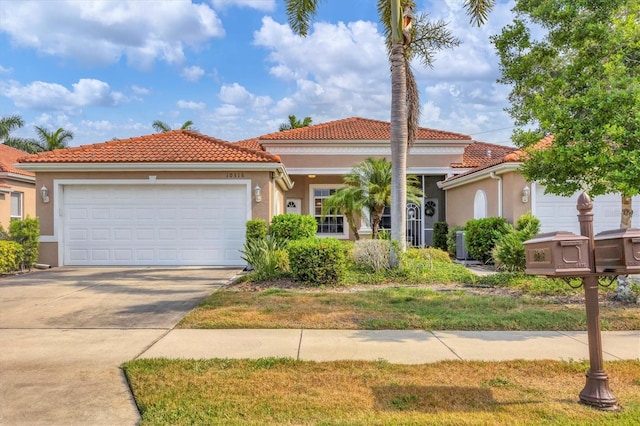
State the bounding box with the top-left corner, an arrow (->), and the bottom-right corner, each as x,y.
279,115 -> 313,131
492,0 -> 639,198
1,115 -> 39,153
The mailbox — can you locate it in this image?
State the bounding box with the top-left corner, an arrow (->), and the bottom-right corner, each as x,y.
594,228 -> 640,274
524,231 -> 591,276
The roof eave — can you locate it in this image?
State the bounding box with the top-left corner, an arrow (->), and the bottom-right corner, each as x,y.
438,162 -> 522,190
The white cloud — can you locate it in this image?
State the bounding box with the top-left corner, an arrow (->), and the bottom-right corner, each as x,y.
0,78 -> 124,111
131,85 -> 150,95
0,0 -> 224,69
177,100 -> 206,110
211,0 -> 276,12
0,65 -> 11,74
181,65 -> 205,82
217,83 -> 273,110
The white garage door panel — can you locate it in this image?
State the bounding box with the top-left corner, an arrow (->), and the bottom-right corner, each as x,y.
63,184 -> 247,266
535,187 -> 639,235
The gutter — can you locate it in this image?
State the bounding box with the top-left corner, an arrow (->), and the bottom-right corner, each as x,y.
490,171 -> 503,218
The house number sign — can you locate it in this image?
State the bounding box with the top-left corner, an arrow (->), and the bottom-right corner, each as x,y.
226,172 -> 245,178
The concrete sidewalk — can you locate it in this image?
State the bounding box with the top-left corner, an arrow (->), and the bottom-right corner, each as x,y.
139,329 -> 640,364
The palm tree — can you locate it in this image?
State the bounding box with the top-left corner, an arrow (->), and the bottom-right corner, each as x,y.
286,0 -> 494,252
322,157 -> 423,240
152,120 -> 195,133
279,115 -> 312,131
1,115 -> 39,153
34,126 -> 74,151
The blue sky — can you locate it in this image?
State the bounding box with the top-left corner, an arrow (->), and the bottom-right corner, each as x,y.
0,0 -> 518,147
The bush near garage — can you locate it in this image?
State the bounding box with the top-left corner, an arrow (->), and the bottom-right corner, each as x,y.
269,213 -> 317,244
287,237 -> 346,286
245,219 -> 267,243
493,212 -> 541,272
464,217 -> 511,264
3,217 -> 40,271
0,240 -> 23,272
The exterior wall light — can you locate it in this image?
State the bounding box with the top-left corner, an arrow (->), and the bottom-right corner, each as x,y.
521,186 -> 530,203
254,185 -> 262,203
41,185 -> 50,203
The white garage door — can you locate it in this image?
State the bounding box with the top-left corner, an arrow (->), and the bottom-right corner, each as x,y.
534,186 -> 639,235
63,184 -> 248,266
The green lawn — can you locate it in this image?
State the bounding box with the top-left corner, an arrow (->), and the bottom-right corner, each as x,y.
124,358 -> 640,425
178,286 -> 640,330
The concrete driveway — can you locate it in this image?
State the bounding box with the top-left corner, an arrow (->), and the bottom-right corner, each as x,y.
0,267 -> 241,426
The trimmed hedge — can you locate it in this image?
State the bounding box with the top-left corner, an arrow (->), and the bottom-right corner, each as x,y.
446,225 -> 465,257
0,240 -> 23,272
433,222 -> 448,251
287,238 -> 346,286
8,217 -> 40,270
246,219 -> 268,243
269,214 -> 317,244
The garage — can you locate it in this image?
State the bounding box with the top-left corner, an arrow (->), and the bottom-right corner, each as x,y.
63,183 -> 248,266
534,185 -> 639,235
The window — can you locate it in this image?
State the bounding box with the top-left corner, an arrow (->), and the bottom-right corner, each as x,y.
311,186 -> 346,237
10,192 -> 23,220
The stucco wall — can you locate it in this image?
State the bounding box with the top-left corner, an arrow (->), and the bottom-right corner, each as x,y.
0,180 -> 36,230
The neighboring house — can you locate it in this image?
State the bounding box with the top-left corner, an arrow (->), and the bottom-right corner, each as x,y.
0,144 -> 36,230
16,131 -> 292,267
439,135 -> 639,234
238,117 -> 509,247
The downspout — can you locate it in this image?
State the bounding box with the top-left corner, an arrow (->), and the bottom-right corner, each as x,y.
490,172 -> 503,218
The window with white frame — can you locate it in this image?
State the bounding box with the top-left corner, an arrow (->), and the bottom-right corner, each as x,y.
10,192 -> 23,220
310,185 -> 347,237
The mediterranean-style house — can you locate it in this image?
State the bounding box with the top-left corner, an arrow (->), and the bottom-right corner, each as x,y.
0,144 -> 36,230
15,117 -> 637,267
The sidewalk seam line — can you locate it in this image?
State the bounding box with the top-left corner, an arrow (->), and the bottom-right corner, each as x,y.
132,328 -> 172,360
431,331 -> 464,361
297,328 -> 303,360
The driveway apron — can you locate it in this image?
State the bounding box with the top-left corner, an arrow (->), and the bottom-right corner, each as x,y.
0,267 -> 241,426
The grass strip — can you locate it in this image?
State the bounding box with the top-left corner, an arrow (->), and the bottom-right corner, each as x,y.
178,287 -> 640,331
124,358 -> 640,425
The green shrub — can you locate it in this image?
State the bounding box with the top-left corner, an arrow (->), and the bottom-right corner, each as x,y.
464,217 -> 510,264
269,214 -> 317,244
352,239 -> 392,272
433,222 -> 448,251
446,225 -> 465,257
0,224 -> 10,240
0,240 -> 23,272
245,219 -> 267,243
287,238 -> 346,286
377,229 -> 391,240
515,211 -> 541,241
493,212 -> 542,271
240,236 -> 289,281
9,216 -> 40,270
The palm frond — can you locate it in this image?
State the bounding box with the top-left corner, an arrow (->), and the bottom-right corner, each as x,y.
285,0 -> 320,37
464,0 -> 496,27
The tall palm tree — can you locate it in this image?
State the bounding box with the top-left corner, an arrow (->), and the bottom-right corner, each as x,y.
286,0 -> 493,252
322,157 -> 423,240
279,115 -> 313,131
1,115 -> 39,153
34,126 -> 74,151
152,120 -> 195,133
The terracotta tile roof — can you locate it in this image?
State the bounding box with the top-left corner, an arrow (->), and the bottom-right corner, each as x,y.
443,135 -> 553,183
18,130 -> 281,164
454,141 -> 518,168
0,144 -> 35,177
235,137 -> 263,151
258,117 -> 472,141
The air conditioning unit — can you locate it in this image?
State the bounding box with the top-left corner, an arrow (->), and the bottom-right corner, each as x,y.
456,231 -> 473,261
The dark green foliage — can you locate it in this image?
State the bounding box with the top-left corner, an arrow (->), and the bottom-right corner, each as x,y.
446,225 -> 465,257
0,224 -> 9,240
0,240 -> 23,272
245,219 -> 267,243
433,222 -> 449,251
287,238 -> 346,286
269,214 -> 317,244
8,216 -> 40,270
493,212 -> 542,271
464,217 -> 510,264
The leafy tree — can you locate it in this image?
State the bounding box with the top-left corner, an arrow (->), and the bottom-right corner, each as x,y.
279,115 -> 312,131
1,115 -> 39,153
322,157 -> 423,240
286,0 -> 493,253
493,0 -> 639,300
152,120 -> 195,132
34,126 -> 73,151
